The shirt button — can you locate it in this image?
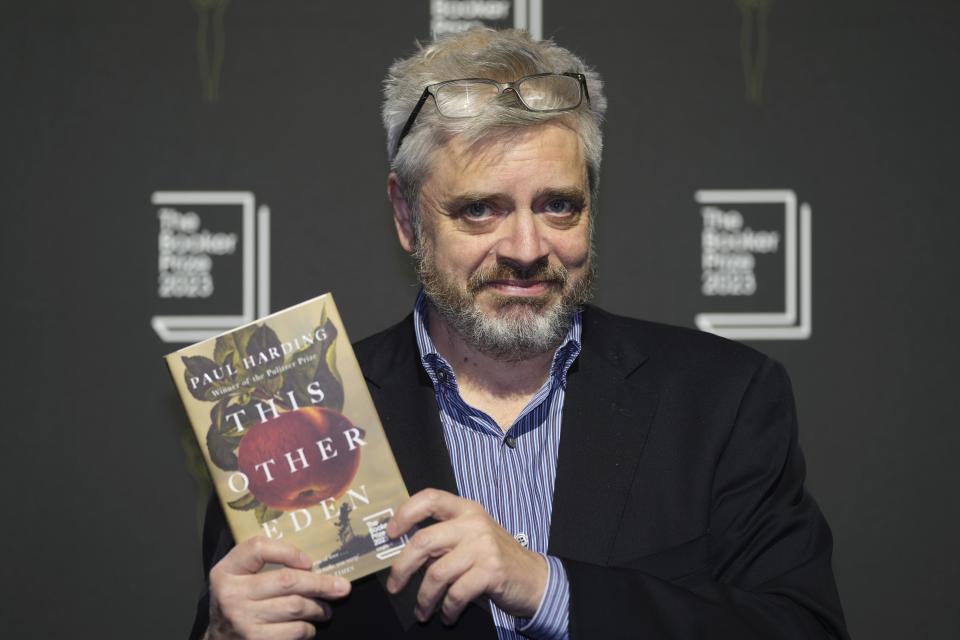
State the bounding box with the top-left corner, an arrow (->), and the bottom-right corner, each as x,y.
437,369 -> 447,383
504,435 -> 517,449
514,532 -> 529,548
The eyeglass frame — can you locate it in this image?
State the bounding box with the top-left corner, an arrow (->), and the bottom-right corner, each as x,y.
393,72 -> 591,155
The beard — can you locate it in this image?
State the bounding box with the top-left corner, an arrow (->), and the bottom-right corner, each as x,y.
414,240 -> 595,362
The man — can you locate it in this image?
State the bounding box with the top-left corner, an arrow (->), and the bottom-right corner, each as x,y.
191,29 -> 848,639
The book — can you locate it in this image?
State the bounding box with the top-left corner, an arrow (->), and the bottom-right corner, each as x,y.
165,293 -> 410,581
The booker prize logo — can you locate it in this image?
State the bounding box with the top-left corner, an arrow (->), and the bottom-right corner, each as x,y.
431,0 -> 543,39
152,191 -> 271,344
695,189 -> 812,340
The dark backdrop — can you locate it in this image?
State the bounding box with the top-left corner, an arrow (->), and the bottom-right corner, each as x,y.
2,1 -> 958,638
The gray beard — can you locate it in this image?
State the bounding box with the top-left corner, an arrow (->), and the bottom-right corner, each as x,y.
414,241 -> 595,362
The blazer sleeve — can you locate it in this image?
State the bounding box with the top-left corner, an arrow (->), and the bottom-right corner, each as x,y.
188,495 -> 236,640
560,357 -> 849,639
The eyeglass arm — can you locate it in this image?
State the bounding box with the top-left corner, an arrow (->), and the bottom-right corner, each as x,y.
395,87 -> 433,156
571,73 -> 590,103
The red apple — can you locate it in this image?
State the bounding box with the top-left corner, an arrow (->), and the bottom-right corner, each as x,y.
236,407 -> 365,510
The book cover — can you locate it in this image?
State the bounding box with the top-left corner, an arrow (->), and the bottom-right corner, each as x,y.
165,293 -> 410,580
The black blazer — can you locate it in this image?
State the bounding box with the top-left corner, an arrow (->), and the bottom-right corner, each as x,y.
190,306 -> 849,639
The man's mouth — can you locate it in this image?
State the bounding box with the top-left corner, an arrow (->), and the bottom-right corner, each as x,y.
467,262 -> 569,297
484,279 -> 559,297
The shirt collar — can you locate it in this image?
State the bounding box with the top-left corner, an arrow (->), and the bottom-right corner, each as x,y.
413,289 -> 582,390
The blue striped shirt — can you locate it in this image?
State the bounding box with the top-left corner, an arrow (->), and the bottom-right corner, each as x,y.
413,291 -> 579,640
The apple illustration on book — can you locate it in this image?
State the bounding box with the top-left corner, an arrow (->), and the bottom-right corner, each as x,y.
237,407 -> 365,510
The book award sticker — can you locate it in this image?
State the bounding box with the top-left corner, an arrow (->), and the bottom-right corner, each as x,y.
364,509 -> 408,560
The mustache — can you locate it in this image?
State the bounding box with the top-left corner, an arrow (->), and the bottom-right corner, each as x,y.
467,261 -> 568,293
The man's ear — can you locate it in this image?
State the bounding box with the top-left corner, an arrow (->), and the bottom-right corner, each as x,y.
387,173 -> 416,253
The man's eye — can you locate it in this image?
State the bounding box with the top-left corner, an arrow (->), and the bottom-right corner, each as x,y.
463,202 -> 493,219
545,198 -> 576,215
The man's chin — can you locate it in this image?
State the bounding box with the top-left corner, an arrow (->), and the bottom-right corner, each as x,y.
479,286 -> 561,313
424,284 -> 579,361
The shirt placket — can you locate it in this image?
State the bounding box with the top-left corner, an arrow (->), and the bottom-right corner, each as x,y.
420,337 -> 575,639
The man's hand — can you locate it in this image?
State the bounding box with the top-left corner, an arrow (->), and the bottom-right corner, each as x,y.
384,489 -> 548,625
205,536 -> 351,640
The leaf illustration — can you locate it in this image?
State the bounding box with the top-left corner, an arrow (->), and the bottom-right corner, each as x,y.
213,399 -> 246,441
323,318 -> 343,388
182,355 -> 237,402
206,422 -> 238,471
318,319 -> 345,411
260,367 -> 284,398
213,324 -> 258,371
281,318 -> 344,411
246,324 -> 282,371
255,503 -> 283,525
205,399 -> 240,470
210,326 -> 271,404
228,492 -> 259,511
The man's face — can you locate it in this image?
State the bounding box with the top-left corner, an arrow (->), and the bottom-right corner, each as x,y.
397,122 -> 594,360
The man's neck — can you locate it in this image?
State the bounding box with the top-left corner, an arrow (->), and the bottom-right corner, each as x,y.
426,305 -> 556,401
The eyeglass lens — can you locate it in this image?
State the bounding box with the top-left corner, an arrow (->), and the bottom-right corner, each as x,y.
433,75 -> 582,118
434,81 -> 500,117
516,75 -> 582,111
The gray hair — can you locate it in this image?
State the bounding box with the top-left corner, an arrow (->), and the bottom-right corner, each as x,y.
382,29 -> 607,227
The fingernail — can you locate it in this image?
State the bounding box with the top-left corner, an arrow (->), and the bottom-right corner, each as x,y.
334,577 -> 349,594
385,576 -> 396,593
299,551 -> 311,567
386,519 -> 396,537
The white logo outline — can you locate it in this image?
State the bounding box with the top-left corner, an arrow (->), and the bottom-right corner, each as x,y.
430,0 -> 542,40
514,0 -> 543,39
151,190 -> 271,343
694,189 -> 812,340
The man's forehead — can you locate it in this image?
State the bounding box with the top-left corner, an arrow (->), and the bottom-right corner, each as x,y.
428,122 -> 587,193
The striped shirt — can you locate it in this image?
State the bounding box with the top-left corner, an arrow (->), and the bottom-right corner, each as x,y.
413,291 -> 579,640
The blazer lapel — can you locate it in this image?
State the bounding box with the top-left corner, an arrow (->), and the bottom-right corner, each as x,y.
359,315 -> 464,630
548,307 -> 660,565
359,314 -> 459,497
359,308 -> 659,618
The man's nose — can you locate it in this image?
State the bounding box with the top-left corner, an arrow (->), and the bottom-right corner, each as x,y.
495,210 -> 549,268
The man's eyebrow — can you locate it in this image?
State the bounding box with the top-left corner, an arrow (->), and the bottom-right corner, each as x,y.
441,192 -> 512,212
532,187 -> 588,205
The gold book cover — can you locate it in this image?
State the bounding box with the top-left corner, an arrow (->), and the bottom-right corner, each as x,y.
165,293 -> 410,580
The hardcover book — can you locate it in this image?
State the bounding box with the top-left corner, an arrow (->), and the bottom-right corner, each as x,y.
165,293 -> 410,580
